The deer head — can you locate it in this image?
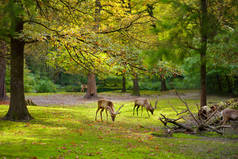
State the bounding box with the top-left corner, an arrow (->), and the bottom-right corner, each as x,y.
107,104 -> 124,122
149,98 -> 159,115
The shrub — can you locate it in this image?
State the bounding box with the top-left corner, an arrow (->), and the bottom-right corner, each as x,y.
35,78 -> 57,93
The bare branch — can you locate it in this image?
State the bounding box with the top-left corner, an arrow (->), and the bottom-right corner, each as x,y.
204,109 -> 218,124
159,114 -> 194,132
175,90 -> 200,126
64,45 -> 90,72
23,20 -> 61,35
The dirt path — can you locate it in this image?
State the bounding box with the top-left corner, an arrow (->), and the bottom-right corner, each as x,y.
25,91 -> 202,106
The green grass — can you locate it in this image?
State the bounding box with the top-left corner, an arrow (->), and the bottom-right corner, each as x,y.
0,96 -> 238,159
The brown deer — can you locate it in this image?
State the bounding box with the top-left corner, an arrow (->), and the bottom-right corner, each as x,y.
95,99 -> 124,122
81,84 -> 87,92
221,108 -> 238,124
133,98 -> 158,117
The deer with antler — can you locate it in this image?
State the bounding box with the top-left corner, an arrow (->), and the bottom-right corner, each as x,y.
95,99 -> 124,122
133,98 -> 158,117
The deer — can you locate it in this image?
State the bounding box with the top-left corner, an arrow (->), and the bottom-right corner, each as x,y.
133,98 -> 158,117
81,84 -> 87,92
95,99 -> 124,122
221,108 -> 238,125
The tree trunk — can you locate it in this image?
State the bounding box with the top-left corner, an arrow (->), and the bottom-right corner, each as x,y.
200,0 -> 208,107
0,41 -> 8,101
225,75 -> 232,94
83,0 -> 101,99
234,76 -> 238,92
160,78 -> 167,91
216,74 -> 222,91
3,17 -> 33,121
84,73 -> 98,99
132,74 -> 140,96
121,74 -> 126,93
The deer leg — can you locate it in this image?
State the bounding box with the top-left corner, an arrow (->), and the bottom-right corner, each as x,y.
222,117 -> 228,125
105,109 -> 108,121
95,108 -> 100,121
147,110 -> 150,118
133,104 -> 137,116
136,106 -> 140,116
141,106 -> 143,116
100,108 -> 104,121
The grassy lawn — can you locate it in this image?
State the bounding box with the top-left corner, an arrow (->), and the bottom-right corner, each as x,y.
0,94 -> 238,159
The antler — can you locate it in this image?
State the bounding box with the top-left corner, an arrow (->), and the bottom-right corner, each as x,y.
116,104 -> 124,114
106,106 -> 113,113
154,97 -> 159,109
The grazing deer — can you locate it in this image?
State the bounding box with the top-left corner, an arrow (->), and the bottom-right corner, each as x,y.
81,84 -> 87,92
133,98 -> 158,117
95,99 -> 124,122
221,108 -> 238,124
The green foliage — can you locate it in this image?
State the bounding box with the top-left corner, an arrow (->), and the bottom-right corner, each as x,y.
5,65 -> 58,93
24,69 -> 37,93
63,85 -> 81,92
139,81 -> 161,91
5,66 -> 37,93
173,54 -> 200,89
34,77 -> 57,93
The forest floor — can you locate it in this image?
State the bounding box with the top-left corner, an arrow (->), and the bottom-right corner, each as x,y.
0,90 -> 237,159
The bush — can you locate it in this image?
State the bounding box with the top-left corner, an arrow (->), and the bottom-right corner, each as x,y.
35,78 -> 57,93
63,85 -> 81,92
139,81 -> 161,90
24,69 -> 37,92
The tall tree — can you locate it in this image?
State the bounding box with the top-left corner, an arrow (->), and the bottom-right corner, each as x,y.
121,73 -> 126,93
84,0 -> 102,99
200,0 -> 208,106
0,0 -> 74,120
3,11 -> 32,120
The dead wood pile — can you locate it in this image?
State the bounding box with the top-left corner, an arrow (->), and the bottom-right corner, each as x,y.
159,92 -> 238,135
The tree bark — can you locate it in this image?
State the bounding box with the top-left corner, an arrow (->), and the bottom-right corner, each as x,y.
84,73 -> 98,99
132,74 -> 140,96
121,74 -> 126,93
225,75 -> 232,94
0,41 -> 8,101
3,17 -> 33,121
234,76 -> 238,92
200,0 -> 208,107
216,74 -> 222,91
160,78 -> 167,91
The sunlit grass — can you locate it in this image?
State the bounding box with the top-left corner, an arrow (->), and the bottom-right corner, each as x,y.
0,95 -> 237,159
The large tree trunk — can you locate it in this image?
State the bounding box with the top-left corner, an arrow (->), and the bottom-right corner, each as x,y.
84,73 -> 98,99
160,78 -> 167,91
121,74 -> 126,93
200,0 -> 208,107
3,17 -> 33,121
132,74 -> 140,96
0,41 -> 8,101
